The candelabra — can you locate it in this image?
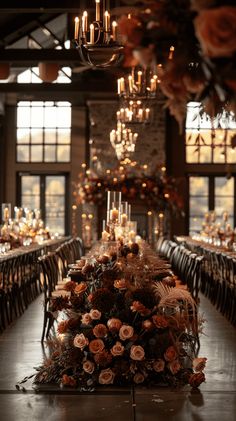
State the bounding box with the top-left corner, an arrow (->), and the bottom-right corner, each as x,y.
73,0 -> 124,68
110,122 -> 138,161
116,100 -> 151,124
117,68 -> 159,100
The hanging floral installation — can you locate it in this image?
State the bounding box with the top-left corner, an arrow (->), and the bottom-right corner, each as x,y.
117,0 -> 236,129
73,161 -> 183,214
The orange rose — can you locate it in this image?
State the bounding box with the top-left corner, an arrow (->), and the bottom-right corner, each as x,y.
153,359 -> 165,373
98,368 -> 115,385
152,315 -> 168,329
61,374 -> 76,387
83,360 -> 95,374
107,318 -> 122,332
130,301 -> 150,316
74,282 -> 87,295
164,346 -> 177,362
57,320 -> 68,334
94,350 -> 112,367
130,345 -> 145,361
168,359 -> 181,375
192,357 -> 207,372
189,372 -> 205,388
194,7 -> 236,58
133,372 -> 145,384
81,313 -> 92,325
64,281 -> 76,291
89,309 -> 101,320
73,333 -> 89,349
119,325 -> 134,341
93,324 -> 108,338
89,339 -> 105,354
114,279 -> 127,290
142,320 -> 154,331
111,341 -> 125,357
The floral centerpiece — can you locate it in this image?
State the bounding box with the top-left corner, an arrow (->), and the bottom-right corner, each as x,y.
118,0 -> 236,129
31,242 -> 206,390
73,162 -> 183,214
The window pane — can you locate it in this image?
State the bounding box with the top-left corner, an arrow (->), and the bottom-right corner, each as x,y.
57,145 -> 70,162
46,218 -> 64,235
57,129 -> 71,144
31,129 -> 43,144
21,176 -> 40,195
31,106 -> 44,127
56,107 -> 71,127
215,177 -> 234,196
215,197 -> 234,216
45,129 -> 56,144
31,145 -> 43,162
17,106 -> 30,127
21,195 -> 40,209
46,176 -> 65,195
44,145 -> 56,162
17,129 -> 30,144
199,146 -> 212,163
190,197 -> 208,215
44,106 -> 57,127
189,177 -> 209,196
189,217 -> 202,234
17,145 -> 30,162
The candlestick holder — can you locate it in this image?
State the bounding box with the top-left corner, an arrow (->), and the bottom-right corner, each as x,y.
1,203 -> 11,223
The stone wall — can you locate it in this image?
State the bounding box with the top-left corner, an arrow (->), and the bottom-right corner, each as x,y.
87,94 -> 166,170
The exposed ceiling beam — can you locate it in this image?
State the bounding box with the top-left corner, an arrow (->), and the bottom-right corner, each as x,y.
0,83 -> 117,95
0,49 -> 81,65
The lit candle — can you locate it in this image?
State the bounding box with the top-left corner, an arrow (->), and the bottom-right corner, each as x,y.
74,17 -> 80,39
120,77 -> 125,93
128,75 -> 133,93
90,23 -> 95,43
3,207 -> 9,221
145,108 -> 150,120
138,108 -> 143,121
82,11 -> 88,33
117,79 -> 121,94
150,78 -> 156,92
112,21 -> 117,41
168,46 -> 175,60
104,11 -> 110,31
111,208 -> 119,222
121,213 -> 127,227
137,71 -> 142,92
128,230 -> 136,241
95,0 -> 100,21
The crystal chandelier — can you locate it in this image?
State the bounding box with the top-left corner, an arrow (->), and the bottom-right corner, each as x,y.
74,0 -> 124,68
110,122 -> 138,161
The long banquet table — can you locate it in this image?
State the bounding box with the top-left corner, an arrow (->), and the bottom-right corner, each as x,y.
175,236 -> 236,326
0,236 -> 71,332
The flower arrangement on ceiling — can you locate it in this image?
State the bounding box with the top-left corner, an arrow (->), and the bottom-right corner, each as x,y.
117,0 -> 236,129
73,161 -> 183,213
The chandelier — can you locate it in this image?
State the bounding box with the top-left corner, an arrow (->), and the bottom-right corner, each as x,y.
117,67 -> 160,99
74,0 -> 124,68
110,122 -> 138,161
116,100 -> 151,124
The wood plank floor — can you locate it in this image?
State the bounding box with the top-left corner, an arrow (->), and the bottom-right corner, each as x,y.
0,293 -> 235,421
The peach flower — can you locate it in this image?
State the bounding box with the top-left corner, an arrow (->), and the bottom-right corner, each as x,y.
81,313 -> 92,325
57,320 -> 68,334
111,341 -> 125,357
98,368 -> 115,385
94,350 -> 112,367
153,359 -> 165,373
130,301 -> 150,316
192,357 -> 207,372
119,325 -> 134,341
64,281 -> 76,291
114,279 -> 127,290
130,345 -> 145,361
89,339 -> 105,354
83,360 -> 95,374
189,372 -> 206,388
142,320 -> 154,331
133,372 -> 145,384
90,309 -> 101,320
164,346 -> 178,362
93,324 -> 108,338
62,374 -> 76,387
74,282 -> 87,295
107,318 -> 122,332
194,7 -> 236,58
168,359 -> 181,375
73,333 -> 89,349
152,315 -> 168,329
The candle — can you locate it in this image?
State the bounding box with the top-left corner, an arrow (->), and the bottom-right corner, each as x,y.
74,17 -> 80,39
82,11 -> 88,33
150,78 -> 156,92
168,45 -> 175,60
104,11 -> 110,31
145,108 -> 150,121
128,75 -> 133,93
112,21 -> 117,41
128,230 -> 136,241
90,23 -> 95,44
95,0 -> 100,21
3,207 -> 9,221
111,208 -> 119,222
120,77 -> 125,93
121,213 -> 127,227
137,71 -> 142,92
117,79 -> 121,95
102,230 -> 110,241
